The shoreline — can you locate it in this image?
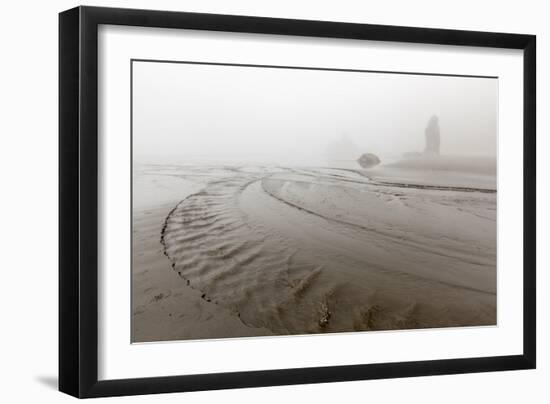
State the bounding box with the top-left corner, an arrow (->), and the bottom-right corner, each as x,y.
133,162 -> 497,341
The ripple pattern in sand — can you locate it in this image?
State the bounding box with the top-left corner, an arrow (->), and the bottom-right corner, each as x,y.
161,166 -> 497,335
161,171 -> 340,334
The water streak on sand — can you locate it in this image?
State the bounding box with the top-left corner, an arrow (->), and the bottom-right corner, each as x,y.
159,165 -> 496,335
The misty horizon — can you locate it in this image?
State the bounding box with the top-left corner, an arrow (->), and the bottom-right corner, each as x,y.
132,61 -> 497,165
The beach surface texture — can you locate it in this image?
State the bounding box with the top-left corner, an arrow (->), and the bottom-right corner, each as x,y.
132,159 -> 496,342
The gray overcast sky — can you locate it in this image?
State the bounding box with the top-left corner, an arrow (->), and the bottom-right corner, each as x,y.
133,61 -> 497,165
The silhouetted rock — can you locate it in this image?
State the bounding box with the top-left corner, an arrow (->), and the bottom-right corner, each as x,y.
357,153 -> 381,168
424,115 -> 440,155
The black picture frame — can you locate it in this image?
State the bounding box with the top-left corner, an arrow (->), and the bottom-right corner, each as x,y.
59,5 -> 536,398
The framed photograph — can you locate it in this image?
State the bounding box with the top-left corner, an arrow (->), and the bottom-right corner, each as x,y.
59,6 -> 536,398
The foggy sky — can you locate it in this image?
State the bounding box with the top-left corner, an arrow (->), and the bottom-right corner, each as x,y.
133,61 -> 497,165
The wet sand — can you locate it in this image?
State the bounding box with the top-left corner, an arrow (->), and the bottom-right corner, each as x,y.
131,171 -> 271,342
132,162 -> 496,342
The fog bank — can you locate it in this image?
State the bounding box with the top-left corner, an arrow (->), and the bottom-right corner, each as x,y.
133,61 -> 497,165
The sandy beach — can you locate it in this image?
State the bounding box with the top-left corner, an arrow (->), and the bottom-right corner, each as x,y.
132,160 -> 496,342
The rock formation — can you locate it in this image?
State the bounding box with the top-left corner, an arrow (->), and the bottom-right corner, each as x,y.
357,153 -> 381,168
424,115 -> 440,155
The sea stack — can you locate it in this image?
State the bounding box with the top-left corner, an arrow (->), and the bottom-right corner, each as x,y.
357,153 -> 381,168
424,115 -> 440,155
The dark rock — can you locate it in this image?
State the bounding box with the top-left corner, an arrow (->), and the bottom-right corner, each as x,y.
424,115 -> 440,155
357,153 -> 381,168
